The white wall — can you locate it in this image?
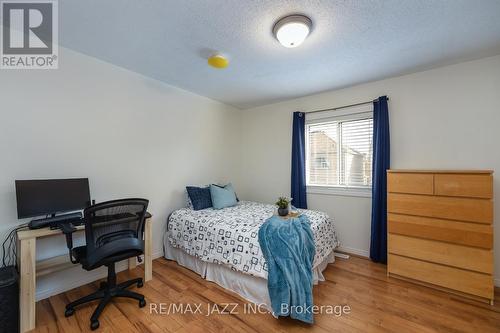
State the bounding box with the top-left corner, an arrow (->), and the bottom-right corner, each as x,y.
0,47 -> 241,299
238,55 -> 500,281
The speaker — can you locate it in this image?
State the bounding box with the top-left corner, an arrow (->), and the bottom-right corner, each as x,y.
0,266 -> 19,333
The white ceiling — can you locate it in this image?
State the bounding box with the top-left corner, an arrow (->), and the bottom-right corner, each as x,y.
58,0 -> 500,109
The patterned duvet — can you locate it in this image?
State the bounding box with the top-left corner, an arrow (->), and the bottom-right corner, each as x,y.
166,201 -> 339,279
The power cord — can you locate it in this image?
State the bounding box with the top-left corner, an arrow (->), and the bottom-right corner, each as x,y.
1,224 -> 28,269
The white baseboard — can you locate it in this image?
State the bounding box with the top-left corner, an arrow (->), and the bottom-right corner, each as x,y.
334,252 -> 350,259
495,278 -> 500,288
35,249 -> 163,301
336,246 -> 369,258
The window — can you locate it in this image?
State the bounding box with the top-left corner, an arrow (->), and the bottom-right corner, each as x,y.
314,156 -> 330,169
306,106 -> 373,196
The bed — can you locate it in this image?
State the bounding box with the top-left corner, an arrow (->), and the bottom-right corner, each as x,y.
164,201 -> 339,309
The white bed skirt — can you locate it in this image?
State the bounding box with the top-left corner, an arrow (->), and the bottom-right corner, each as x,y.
164,241 -> 336,310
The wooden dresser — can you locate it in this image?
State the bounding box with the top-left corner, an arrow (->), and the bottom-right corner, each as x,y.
387,170 -> 494,304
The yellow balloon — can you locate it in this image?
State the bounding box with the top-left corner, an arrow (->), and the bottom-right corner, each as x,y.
208,55 -> 229,69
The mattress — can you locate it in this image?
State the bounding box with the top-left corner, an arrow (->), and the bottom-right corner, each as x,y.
166,201 -> 339,279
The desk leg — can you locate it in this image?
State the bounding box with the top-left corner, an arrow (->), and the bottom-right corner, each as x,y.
128,257 -> 137,270
19,238 -> 36,333
144,218 -> 152,281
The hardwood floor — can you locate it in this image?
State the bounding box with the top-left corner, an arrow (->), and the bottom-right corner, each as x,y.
33,256 -> 500,333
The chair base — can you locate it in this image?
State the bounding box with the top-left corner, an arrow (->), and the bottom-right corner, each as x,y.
65,263 -> 145,330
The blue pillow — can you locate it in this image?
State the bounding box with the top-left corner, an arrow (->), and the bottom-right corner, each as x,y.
213,183 -> 239,202
210,183 -> 238,209
186,186 -> 212,210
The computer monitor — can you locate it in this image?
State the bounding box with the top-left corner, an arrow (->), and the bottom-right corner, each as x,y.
15,178 -> 91,219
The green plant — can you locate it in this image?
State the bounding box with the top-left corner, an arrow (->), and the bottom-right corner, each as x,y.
275,196 -> 290,209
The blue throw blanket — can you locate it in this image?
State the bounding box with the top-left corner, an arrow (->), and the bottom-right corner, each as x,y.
258,214 -> 316,323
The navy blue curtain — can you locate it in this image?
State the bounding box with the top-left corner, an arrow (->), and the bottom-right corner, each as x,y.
291,112 -> 307,209
370,96 -> 390,263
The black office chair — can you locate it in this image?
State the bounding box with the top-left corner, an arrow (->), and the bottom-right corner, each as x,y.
60,198 -> 149,330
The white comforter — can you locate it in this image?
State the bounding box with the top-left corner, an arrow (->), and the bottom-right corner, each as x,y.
166,201 -> 339,279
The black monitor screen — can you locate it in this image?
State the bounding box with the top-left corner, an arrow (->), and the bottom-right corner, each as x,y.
15,178 -> 91,219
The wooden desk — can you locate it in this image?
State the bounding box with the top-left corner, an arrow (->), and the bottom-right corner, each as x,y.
16,216 -> 153,333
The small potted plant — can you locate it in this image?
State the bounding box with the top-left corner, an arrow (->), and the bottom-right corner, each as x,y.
275,196 -> 290,216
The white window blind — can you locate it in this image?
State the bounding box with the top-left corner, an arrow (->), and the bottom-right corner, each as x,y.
306,109 -> 373,190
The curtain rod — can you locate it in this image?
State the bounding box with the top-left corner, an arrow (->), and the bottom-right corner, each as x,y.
305,96 -> 389,115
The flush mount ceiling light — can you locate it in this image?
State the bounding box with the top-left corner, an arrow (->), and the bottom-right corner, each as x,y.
207,54 -> 229,69
273,14 -> 312,48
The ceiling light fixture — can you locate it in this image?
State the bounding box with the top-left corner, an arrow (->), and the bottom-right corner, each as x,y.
207,54 -> 229,69
273,14 -> 312,48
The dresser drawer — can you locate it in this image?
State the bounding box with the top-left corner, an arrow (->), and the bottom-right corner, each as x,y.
434,174 -> 493,199
388,254 -> 493,299
388,234 -> 493,274
387,213 -> 493,248
388,193 -> 493,224
387,172 -> 433,195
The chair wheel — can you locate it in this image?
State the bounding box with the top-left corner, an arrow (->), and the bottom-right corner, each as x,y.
91,319 -> 99,330
139,298 -> 146,308
64,308 -> 74,317
137,281 -> 144,288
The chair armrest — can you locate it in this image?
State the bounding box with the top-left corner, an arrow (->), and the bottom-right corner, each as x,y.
56,222 -> 78,264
